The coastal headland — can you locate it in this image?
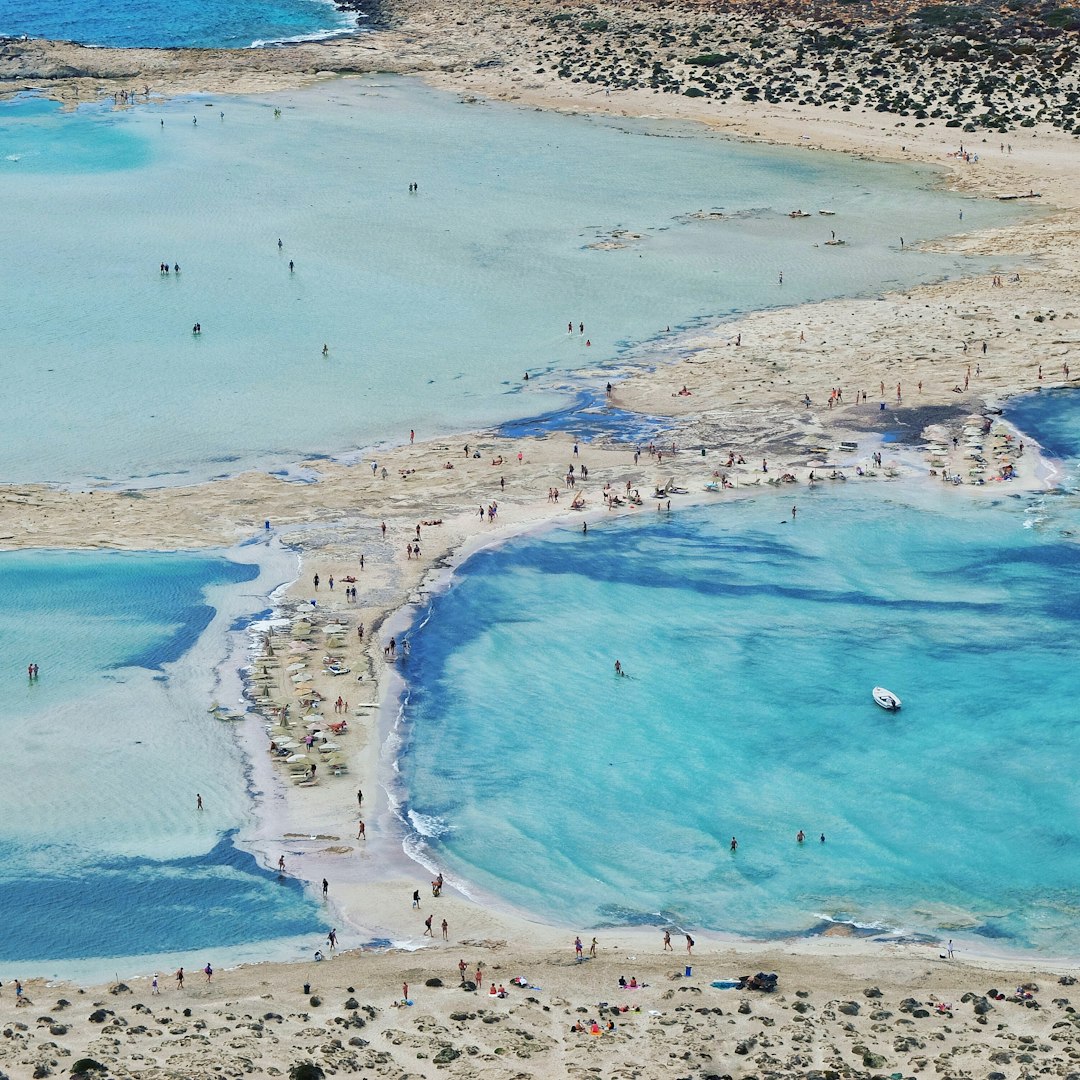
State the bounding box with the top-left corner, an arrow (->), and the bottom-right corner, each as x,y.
1,0 -> 1079,1075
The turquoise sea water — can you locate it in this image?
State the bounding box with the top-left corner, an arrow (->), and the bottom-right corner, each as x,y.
0,79 -> 1026,485
0,0 -> 356,48
399,456 -> 1080,955
1007,389 -> 1080,485
0,549 -> 324,971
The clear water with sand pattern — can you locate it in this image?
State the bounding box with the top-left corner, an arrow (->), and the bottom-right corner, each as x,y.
399,465 -> 1080,956
0,547 -> 325,975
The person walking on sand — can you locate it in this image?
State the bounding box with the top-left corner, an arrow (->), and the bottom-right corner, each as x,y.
685,934 -> 695,955
327,928 -> 337,951
413,889 -> 421,909
575,936 -> 583,962
175,967 -> 184,989
663,930 -> 672,951
590,937 -> 598,958
442,919 -> 449,941
403,981 -> 409,1001
278,854 -> 286,873
196,793 -> 203,811
357,788 -> 363,807
946,939 -> 954,959
357,819 -> 366,840
322,878 -> 329,899
459,959 -> 468,982
424,915 -> 434,937
204,962 -> 213,983
152,973 -> 159,994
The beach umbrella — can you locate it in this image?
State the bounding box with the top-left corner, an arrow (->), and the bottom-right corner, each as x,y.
285,753 -> 311,764
286,662 -> 307,673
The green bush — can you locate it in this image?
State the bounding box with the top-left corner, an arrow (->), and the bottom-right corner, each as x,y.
916,4 -> 982,26
289,1064 -> 326,1080
686,52 -> 735,66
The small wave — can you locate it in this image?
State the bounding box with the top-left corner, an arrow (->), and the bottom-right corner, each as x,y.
247,25 -> 361,48
407,809 -> 451,839
809,913 -> 899,936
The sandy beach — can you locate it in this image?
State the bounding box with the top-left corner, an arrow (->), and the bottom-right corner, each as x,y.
4,932 -> 1080,1079
3,0 -> 1080,1072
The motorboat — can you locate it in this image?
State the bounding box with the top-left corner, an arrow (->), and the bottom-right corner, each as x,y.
872,686 -> 902,711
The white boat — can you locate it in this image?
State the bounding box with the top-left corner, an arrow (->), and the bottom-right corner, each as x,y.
872,686 -> 902,711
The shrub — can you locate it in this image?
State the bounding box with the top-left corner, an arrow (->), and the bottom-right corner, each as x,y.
686,52 -> 735,66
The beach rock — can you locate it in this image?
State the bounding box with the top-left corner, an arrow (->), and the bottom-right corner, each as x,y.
988,1073 -> 1006,1080
433,1045 -> 461,1064
899,998 -> 922,1013
862,1052 -> 888,1069
973,997 -> 994,1015
288,1064 -> 325,1080
70,1063 -> 107,1078
1060,976 -> 1077,986
49,1025 -> 68,1036
343,998 -> 359,1010
108,983 -> 131,995
53,1001 -> 71,1011
461,981 -> 477,993
912,1008 -> 931,1018
869,1010 -> 892,1021
425,978 -> 443,987
838,1001 -> 860,1016
87,1010 -> 112,1025
863,986 -> 883,998
738,1000 -> 752,1014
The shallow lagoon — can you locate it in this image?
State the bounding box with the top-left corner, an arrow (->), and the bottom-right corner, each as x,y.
2,78 -> 1024,485
0,547 -> 325,972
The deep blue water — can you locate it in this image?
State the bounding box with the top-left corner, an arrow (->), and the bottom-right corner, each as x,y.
0,0 -> 356,49
1006,388 -> 1080,463
0,835 -> 314,961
